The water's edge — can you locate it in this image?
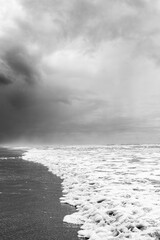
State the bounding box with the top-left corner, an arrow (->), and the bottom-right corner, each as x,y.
0,147 -> 80,240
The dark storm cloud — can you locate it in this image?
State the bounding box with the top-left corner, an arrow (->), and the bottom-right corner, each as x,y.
0,28 -> 68,143
0,22 -> 75,144
4,47 -> 36,85
0,73 -> 12,85
0,78 -> 73,144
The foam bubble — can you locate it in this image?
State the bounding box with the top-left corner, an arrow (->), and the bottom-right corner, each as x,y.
23,145 -> 160,239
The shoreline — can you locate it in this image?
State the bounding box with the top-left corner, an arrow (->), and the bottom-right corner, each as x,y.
0,148 -> 80,240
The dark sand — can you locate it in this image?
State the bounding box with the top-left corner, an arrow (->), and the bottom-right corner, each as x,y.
0,148 -> 80,240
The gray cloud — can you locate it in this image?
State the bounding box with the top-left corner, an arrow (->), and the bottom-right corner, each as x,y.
0,0 -> 160,145
0,73 -> 12,85
4,47 -> 36,85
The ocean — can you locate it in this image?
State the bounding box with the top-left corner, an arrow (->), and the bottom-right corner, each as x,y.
23,145 -> 160,240
0,147 -> 80,240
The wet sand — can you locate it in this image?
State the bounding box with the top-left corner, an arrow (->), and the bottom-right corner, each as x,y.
0,148 -> 80,240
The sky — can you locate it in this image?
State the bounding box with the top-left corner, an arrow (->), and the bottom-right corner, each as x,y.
1,0 -> 160,145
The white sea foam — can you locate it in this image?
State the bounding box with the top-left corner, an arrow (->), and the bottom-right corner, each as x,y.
23,145 -> 160,239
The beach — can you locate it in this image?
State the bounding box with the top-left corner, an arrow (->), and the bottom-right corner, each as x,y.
23,145 -> 160,240
0,148 -> 80,240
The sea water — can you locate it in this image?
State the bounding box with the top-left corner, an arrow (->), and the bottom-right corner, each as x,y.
23,145 -> 160,240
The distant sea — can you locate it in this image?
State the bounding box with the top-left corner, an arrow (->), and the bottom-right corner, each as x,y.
0,147 -> 80,240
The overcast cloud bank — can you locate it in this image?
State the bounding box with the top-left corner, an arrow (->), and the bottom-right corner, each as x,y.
0,0 -> 160,144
